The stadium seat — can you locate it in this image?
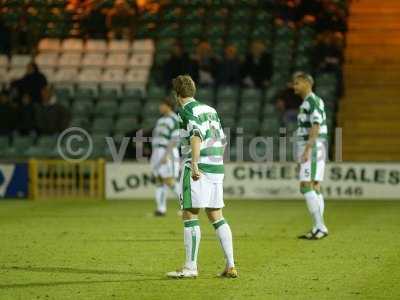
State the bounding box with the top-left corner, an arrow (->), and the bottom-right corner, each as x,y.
93,101 -> 118,117
58,53 -> 81,67
132,39 -> 155,54
76,87 -> 96,98
263,103 -> 277,116
91,117 -> 114,134
53,68 -> 79,87
142,101 -> 161,116
0,55 -> 9,68
10,55 -> 31,68
220,115 -> 236,129
82,53 -> 106,68
85,39 -> 108,53
216,102 -> 237,117
125,69 -> 149,89
71,101 -> 94,117
36,53 -> 59,68
6,67 -> 25,82
216,87 -> 238,102
239,100 -> 261,117
105,53 -> 128,68
62,38 -> 84,52
70,116 -> 90,129
241,88 -> 263,101
108,40 -> 130,53
147,85 -> 165,99
196,88 -> 214,104
114,117 -> 137,134
36,135 -> 57,148
129,53 -> 153,68
77,68 -> 102,91
118,101 -> 142,117
38,38 -> 61,52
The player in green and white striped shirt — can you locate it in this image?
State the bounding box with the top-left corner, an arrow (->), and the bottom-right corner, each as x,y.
150,97 -> 180,216
293,72 -> 329,240
166,75 -> 237,279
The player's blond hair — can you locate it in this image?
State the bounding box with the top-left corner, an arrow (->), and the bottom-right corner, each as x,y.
172,75 -> 196,98
293,72 -> 314,86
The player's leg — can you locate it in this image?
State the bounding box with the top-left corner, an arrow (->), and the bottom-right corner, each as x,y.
205,208 -> 237,277
154,176 -> 167,216
313,182 -> 324,216
166,208 -> 201,278
163,177 -> 179,198
167,166 -> 201,278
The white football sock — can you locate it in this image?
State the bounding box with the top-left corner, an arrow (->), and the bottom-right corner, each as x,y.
304,190 -> 327,233
155,185 -> 167,213
317,191 -> 325,216
213,218 -> 235,268
183,219 -> 201,270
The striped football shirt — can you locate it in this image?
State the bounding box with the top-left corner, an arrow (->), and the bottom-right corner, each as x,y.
297,92 -> 328,141
152,112 -> 180,150
178,98 -> 226,181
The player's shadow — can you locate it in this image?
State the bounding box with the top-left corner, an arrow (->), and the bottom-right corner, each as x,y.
0,278 -> 165,289
0,265 -> 142,276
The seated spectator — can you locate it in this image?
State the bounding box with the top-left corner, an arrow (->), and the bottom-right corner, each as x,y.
106,0 -> 136,39
0,18 -> 11,55
34,86 -> 70,135
17,94 -> 36,135
163,43 -> 199,88
0,93 -> 17,136
242,40 -> 273,89
14,62 -> 48,104
276,82 -> 303,126
217,45 -> 241,87
80,0 -> 108,39
314,31 -> 344,96
194,41 -> 218,87
316,1 -> 347,33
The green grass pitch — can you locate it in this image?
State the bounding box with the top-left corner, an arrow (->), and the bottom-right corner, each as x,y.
0,199 -> 399,299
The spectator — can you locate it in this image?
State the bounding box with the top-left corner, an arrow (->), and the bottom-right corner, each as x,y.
14,62 -> 48,104
0,18 -> 11,55
217,45 -> 241,87
242,40 -> 273,89
316,1 -> 347,33
276,82 -> 303,126
80,0 -> 108,39
106,0 -> 135,39
0,93 -> 17,136
34,86 -> 70,135
314,31 -> 344,96
194,41 -> 218,87
17,94 -> 36,135
162,43 -> 199,88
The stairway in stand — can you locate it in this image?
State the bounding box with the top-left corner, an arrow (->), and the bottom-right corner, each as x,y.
338,0 -> 400,161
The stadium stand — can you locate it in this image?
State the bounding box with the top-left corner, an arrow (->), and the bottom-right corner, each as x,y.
0,0 -> 348,161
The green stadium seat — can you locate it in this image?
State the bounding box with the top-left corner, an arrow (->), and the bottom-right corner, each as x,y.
220,115 -> 236,129
71,101 -> 94,117
36,135 -> 57,148
216,87 -> 238,101
70,117 -> 90,129
158,23 -> 180,38
196,88 -> 214,103
239,99 -> 261,117
76,87 -> 95,99
93,101 -> 118,117
114,117 -> 138,134
260,118 -> 280,135
91,117 -> 114,134
182,23 -> 203,37
118,101 -> 142,117
263,103 -> 277,116
147,86 -> 166,99
237,117 -> 260,132
123,89 -> 143,100
143,100 -> 161,116
216,102 -> 237,117
241,88 -> 263,101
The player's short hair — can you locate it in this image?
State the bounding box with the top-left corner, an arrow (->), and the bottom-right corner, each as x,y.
293,72 -> 314,86
162,96 -> 175,110
172,75 -> 196,98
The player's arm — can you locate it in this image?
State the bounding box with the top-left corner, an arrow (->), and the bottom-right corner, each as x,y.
190,135 -> 201,181
301,123 -> 320,163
